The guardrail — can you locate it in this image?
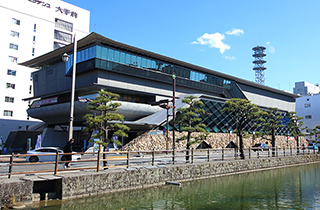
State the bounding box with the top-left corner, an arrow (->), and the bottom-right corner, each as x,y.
0,146 -> 318,178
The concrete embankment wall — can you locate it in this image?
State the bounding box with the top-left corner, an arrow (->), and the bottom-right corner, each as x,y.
1,155 -> 320,208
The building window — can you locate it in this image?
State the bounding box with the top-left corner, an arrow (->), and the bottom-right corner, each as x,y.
12,18 -> 20,25
306,129 -> 313,133
33,36 -> 36,43
7,69 -> 17,76
305,115 -> 312,119
3,110 -> 13,117
54,30 -> 72,43
34,24 -> 36,32
32,48 -> 35,56
29,85 -> 32,94
5,96 -> 14,103
9,43 -> 18,50
55,18 -> 73,32
54,41 -> 66,50
8,56 -> 18,63
10,30 -> 19,38
304,103 -> 311,108
6,83 -> 15,89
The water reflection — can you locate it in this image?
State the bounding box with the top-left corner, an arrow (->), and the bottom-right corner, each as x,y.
28,163 -> 320,209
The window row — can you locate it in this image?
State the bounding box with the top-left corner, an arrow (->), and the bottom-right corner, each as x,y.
12,18 -> 20,25
66,45 -> 232,90
304,103 -> 311,108
5,96 -> 14,103
54,30 -> 72,43
4,110 -> 13,117
6,83 -> 15,89
10,30 -> 19,38
7,69 -> 17,76
9,56 -> 18,63
9,43 -> 18,50
55,18 -> 73,32
11,18 -> 37,32
54,41 -> 67,50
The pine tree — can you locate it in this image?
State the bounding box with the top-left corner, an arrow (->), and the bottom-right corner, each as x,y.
83,89 -> 129,165
287,111 -> 305,153
222,98 -> 261,159
176,95 -> 207,162
258,108 -> 284,156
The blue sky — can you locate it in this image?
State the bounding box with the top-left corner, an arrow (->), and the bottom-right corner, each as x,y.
64,0 -> 320,92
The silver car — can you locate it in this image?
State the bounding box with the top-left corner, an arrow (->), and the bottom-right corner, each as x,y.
26,147 -> 81,162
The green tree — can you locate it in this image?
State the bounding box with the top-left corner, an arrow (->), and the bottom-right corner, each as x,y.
83,90 -> 130,165
222,98 -> 261,159
176,95 -> 207,162
258,108 -> 284,156
287,111 -> 305,153
311,125 -> 320,143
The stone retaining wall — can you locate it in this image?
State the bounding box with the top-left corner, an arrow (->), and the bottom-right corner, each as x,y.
123,132 -> 308,151
1,154 -> 318,208
60,155 -> 320,200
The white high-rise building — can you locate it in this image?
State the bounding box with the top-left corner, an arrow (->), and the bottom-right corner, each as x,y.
295,93 -> 320,142
0,0 -> 90,142
293,81 -> 320,96
294,81 -> 320,142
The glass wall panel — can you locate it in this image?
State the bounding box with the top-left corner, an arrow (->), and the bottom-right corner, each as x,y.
67,44 -> 236,96
146,59 -> 151,69
126,53 -> 131,65
136,56 -> 141,68
108,49 -> 114,61
131,55 -> 136,66
101,47 -> 108,59
114,50 -> 120,62
84,48 -> 89,62
77,51 -> 82,63
90,46 -> 96,59
142,58 -> 147,68
96,46 -> 102,59
120,52 -> 126,63
155,61 -> 163,71
151,60 -> 156,70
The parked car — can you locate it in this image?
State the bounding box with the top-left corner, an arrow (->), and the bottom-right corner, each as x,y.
252,143 -> 270,152
26,147 -> 81,162
307,143 -> 318,150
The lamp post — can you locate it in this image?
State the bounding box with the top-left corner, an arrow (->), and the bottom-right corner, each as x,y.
172,73 -> 176,151
150,99 -> 173,150
62,34 -> 77,141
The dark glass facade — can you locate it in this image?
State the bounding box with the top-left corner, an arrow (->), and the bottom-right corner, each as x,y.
63,43 -> 291,134
65,45 -> 245,99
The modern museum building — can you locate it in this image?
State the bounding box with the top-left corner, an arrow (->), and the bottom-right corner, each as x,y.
19,32 -> 298,150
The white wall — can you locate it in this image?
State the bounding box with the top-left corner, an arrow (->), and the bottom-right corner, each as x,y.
0,0 -> 90,141
295,94 -> 320,141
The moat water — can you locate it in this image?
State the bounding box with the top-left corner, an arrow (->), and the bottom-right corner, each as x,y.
26,163 -> 320,209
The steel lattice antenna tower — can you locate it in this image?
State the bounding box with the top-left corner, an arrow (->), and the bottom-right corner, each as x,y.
252,45 -> 267,85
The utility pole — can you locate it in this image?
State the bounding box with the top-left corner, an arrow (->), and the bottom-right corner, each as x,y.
172,73 -> 176,151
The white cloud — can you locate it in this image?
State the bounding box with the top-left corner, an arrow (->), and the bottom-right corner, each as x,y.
225,28 -> 244,36
266,41 -> 271,45
223,55 -> 236,60
192,32 -> 230,54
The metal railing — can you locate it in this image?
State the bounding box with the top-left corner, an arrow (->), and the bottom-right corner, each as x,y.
0,146 -> 318,178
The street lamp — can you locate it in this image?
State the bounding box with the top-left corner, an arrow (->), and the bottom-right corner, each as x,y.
172,73 -> 176,151
62,34 -> 77,141
150,99 -> 173,150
